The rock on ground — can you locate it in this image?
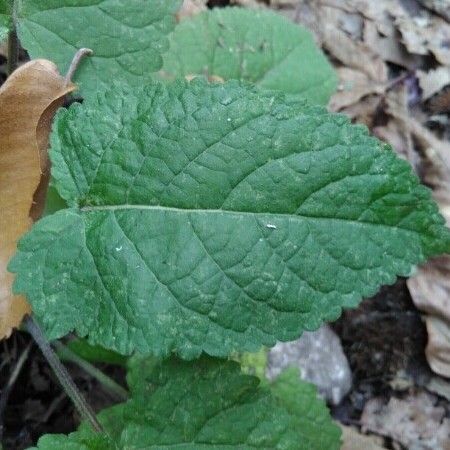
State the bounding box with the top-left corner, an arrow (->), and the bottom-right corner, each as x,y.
266,325 -> 352,405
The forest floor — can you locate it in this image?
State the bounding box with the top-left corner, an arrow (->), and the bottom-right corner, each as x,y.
2,1 -> 450,449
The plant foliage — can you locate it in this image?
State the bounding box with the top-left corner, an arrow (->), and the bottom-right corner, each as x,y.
162,8 -> 337,105
3,3 -> 450,448
0,0 -> 11,41
10,80 -> 450,359
0,0 -> 182,95
30,357 -> 341,450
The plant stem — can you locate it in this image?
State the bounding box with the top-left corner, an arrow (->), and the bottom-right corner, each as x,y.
7,0 -> 19,75
24,316 -> 103,433
64,48 -> 93,86
54,341 -> 129,402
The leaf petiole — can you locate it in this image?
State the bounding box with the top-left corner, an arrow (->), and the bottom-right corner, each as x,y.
54,341 -> 129,402
24,315 -> 104,433
64,48 -> 93,87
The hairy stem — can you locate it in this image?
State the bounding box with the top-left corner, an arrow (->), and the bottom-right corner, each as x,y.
65,48 -> 93,86
24,316 -> 103,433
54,341 -> 129,402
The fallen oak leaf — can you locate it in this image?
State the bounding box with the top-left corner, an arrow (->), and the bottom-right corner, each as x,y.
417,67 -> 450,102
0,59 -> 76,339
417,0 -> 450,21
388,83 -> 450,378
330,67 -> 386,111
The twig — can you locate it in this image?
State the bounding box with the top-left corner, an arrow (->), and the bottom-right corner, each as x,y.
24,315 -> 103,433
54,341 -> 129,402
0,342 -> 32,442
64,48 -> 93,86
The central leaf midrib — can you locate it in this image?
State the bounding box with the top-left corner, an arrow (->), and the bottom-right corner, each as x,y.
79,204 -> 417,234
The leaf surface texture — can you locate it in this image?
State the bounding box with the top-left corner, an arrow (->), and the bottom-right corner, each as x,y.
29,358 -> 341,450
1,0 -> 182,95
162,8 -> 337,105
10,80 -> 450,358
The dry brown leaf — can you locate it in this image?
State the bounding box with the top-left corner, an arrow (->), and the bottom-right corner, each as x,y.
428,87 -> 450,114
330,67 -> 386,111
396,13 -> 450,66
386,87 -> 449,167
395,78 -> 450,378
418,67 -> 450,101
270,2 -> 380,78
417,0 -> 450,23
185,74 -> 225,83
427,375 -> 450,402
363,19 -> 420,69
408,257 -> 450,323
339,95 -> 381,127
340,426 -> 388,450
408,257 -> 450,378
319,7 -> 388,82
405,122 -> 450,378
374,121 -> 413,158
425,315 -> 450,378
231,0 -> 265,7
0,60 -> 76,339
361,392 -> 450,450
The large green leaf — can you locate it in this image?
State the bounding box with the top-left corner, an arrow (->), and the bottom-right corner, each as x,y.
10,80 -> 450,359
162,8 -> 337,105
29,357 -> 341,450
1,0 -> 181,95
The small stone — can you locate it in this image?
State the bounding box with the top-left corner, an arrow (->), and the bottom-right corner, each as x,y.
266,325 -> 352,405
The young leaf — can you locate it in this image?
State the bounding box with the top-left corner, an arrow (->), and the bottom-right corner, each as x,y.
162,8 -> 337,105
1,0 -> 182,96
9,80 -> 450,359
29,357 -> 341,450
235,347 -> 269,380
271,367 -> 338,444
0,59 -> 75,339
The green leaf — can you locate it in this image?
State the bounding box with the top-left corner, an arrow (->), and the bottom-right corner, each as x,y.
0,0 -> 12,42
2,0 -> 182,95
234,348 -> 268,381
271,367 -> 336,440
43,184 -> 68,216
10,80 -> 450,359
64,338 -> 127,366
162,8 -> 337,105
29,357 -> 341,450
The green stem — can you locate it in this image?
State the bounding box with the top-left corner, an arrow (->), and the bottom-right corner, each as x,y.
54,341 -> 129,402
24,316 -> 103,433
